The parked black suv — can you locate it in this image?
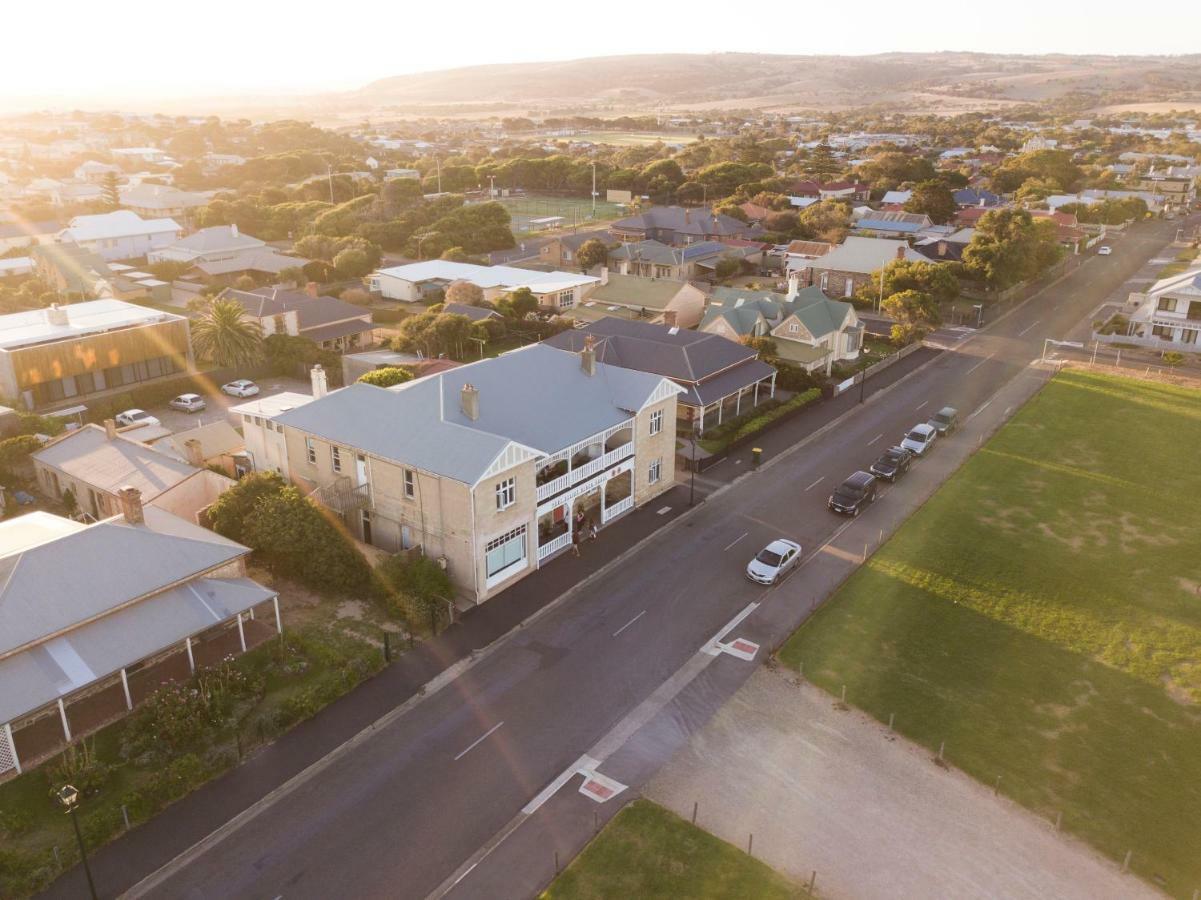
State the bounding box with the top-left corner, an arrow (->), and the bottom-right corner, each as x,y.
869,446 -> 913,483
828,471 -> 878,516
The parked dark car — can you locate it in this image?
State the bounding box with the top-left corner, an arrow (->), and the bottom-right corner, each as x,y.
828,471 -> 878,516
870,446 -> 913,483
928,406 -> 959,436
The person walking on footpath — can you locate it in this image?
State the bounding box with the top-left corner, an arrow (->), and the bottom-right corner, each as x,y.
571,525 -> 582,557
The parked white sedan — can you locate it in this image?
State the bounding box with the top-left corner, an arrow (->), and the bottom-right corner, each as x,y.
746,539 -> 803,585
114,408 -> 161,428
221,379 -> 260,398
1097,246 -> 1112,256
168,393 -> 207,413
900,422 -> 938,456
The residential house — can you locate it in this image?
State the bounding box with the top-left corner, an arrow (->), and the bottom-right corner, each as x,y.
784,240 -> 834,273
369,260 -> 598,312
0,219 -> 61,255
73,160 -> 122,183
853,210 -> 933,237
793,236 -> 925,299
57,210 -> 182,262
338,351 -> 462,387
544,317 -> 775,434
1121,268 -> 1201,351
147,224 -> 306,284
274,345 -> 683,603
118,184 -> 208,222
880,190 -> 913,206
0,257 -> 33,279
111,146 -> 173,165
538,231 -> 609,269
607,239 -> 757,281
701,278 -> 863,373
0,298 -> 192,410
0,499 -> 279,778
562,271 -> 707,328
442,301 -> 503,324
608,206 -> 758,245
229,391 -> 315,478
221,286 -> 376,353
953,187 -> 1003,208
147,420 -> 247,477
1126,172 -> 1195,212
789,181 -> 871,202
32,421 -> 234,522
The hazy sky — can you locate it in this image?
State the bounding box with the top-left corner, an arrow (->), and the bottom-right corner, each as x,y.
0,0 -> 1197,109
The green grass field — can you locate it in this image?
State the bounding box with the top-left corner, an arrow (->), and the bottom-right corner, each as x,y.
542,800 -> 802,899
559,131 -> 697,147
780,369 -> 1201,896
498,195 -> 626,234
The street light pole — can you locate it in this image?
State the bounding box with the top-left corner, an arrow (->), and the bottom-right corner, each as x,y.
56,785 -> 98,900
688,422 -> 698,506
326,164 -> 335,205
591,161 -> 597,216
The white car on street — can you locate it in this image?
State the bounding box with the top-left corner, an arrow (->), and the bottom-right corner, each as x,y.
114,408 -> 161,428
746,539 -> 802,585
168,393 -> 207,413
1097,246 -> 1112,256
900,422 -> 938,456
221,379 -> 260,398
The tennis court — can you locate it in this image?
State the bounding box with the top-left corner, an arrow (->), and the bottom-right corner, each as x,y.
498,195 -> 627,234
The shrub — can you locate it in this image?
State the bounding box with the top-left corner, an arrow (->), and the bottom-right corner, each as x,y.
1163,351 -> 1185,368
48,738 -> 110,798
0,434 -> 42,469
377,554 -> 453,634
357,366 -> 412,388
701,388 -> 821,447
371,307 -> 406,324
208,471 -> 288,544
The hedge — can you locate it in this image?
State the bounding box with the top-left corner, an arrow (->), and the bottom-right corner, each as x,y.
700,388 -> 821,452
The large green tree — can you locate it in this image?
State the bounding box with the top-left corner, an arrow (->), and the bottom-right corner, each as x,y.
357,366 -> 413,388
575,238 -> 609,272
881,289 -> 941,345
904,180 -> 957,225
962,208 -> 1062,290
191,298 -> 264,367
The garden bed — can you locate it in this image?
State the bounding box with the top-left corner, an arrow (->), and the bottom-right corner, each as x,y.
696,388 -> 821,456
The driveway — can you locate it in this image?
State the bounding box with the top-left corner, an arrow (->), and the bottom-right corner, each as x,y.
148,375 -> 312,433
645,668 -> 1160,900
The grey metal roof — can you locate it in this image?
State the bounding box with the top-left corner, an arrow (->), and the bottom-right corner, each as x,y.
275,343 -> 674,483
443,302 -> 502,322
0,573 -> 272,724
690,358 -> 776,407
302,318 -> 377,343
33,424 -> 200,498
224,288 -> 371,332
0,506 -> 249,659
543,317 -> 760,385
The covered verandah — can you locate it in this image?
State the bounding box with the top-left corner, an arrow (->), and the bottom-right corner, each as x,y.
679,358 -> 778,436
0,579 -> 279,780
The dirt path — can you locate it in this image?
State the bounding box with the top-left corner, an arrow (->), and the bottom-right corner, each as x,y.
645,668 -> 1162,900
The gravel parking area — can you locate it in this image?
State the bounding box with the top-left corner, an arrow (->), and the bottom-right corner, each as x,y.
645,668 -> 1160,900
148,375 -> 312,433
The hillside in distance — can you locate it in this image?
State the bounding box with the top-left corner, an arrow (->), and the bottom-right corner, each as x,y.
349,51 -> 1201,115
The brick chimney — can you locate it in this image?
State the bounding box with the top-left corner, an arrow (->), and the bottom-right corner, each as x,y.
104,418 -> 117,440
662,309 -> 678,328
305,281 -> 319,298
786,272 -> 800,300
581,334 -> 597,376
183,437 -> 205,468
46,304 -> 69,327
311,364 -> 328,399
461,383 -> 479,420
117,485 -> 144,525
600,265 -> 609,286
231,223 -> 239,237
895,244 -> 907,260
937,241 -> 948,258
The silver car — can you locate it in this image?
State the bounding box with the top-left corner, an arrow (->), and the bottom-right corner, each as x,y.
746,539 -> 802,585
114,408 -> 161,428
168,393 -> 207,413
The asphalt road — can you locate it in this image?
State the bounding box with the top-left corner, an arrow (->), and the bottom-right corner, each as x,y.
123,217 -> 1190,900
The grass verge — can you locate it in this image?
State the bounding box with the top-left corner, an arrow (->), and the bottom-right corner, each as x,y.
541,799 -> 803,899
779,369 -> 1201,896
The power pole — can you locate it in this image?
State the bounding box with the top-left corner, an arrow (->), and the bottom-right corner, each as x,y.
327,164 -> 335,204
592,161 -> 597,215
436,157 -> 442,194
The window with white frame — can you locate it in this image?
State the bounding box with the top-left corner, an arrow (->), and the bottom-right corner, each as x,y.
485,525 -> 527,581
404,468 -> 416,498
648,458 -> 662,484
305,437 -> 316,464
789,322 -> 799,333
557,289 -> 575,309
650,409 -> 663,435
495,476 -> 516,510
331,446 -> 342,472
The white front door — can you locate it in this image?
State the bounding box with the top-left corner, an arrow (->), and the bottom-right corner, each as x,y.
356,454 -> 368,486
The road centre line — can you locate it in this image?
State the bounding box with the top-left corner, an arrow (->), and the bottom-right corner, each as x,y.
1017,318 -> 1041,337
804,476 -> 825,491
453,722 -> 504,762
966,352 -> 996,375
723,532 -> 748,552
915,400 -> 928,410
612,610 -> 646,637
867,433 -> 884,445
968,400 -> 992,420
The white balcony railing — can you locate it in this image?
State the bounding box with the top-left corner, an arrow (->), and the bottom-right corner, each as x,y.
537,531 -> 572,561
536,441 -> 634,502
601,495 -> 634,523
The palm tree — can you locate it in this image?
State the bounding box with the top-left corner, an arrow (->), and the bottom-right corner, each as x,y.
191,298 -> 264,367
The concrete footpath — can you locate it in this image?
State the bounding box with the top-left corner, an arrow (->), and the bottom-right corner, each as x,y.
36,349 -> 933,900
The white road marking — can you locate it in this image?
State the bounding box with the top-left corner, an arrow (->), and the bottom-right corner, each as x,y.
915,400 -> 928,410
656,506 -> 672,515
453,721 -> 504,761
968,401 -> 992,420
867,433 -> 883,445
1017,319 -> 1041,337
522,755 -> 599,815
702,602 -> 760,656
805,476 -> 825,491
723,532 -> 748,552
966,353 -> 996,375
612,610 -> 646,637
